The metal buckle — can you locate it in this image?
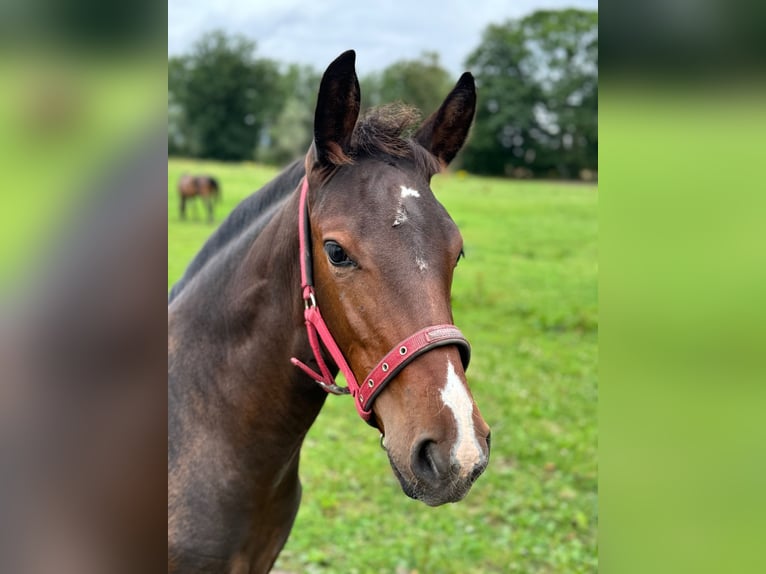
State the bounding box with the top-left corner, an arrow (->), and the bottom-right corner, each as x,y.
316,381 -> 350,395
304,291 -> 317,309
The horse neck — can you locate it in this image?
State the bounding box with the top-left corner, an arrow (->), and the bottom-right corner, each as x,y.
170,187 -> 328,467
232,192 -> 329,444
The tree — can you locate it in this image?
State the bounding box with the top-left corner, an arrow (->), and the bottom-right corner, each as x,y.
375,52 -> 454,118
169,30 -> 282,161
168,56 -> 190,155
259,64 -> 321,165
359,72 -> 383,111
463,10 -> 598,178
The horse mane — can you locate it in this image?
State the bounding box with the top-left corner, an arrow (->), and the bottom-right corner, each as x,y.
168,159 -> 304,303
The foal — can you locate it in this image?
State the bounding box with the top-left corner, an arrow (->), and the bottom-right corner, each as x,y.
178,174 -> 220,222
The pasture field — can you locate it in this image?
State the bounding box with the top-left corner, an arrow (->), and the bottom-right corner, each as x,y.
168,158 -> 598,573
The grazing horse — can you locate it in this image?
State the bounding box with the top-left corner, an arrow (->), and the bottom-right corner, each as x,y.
178,174 -> 220,222
168,51 -> 491,573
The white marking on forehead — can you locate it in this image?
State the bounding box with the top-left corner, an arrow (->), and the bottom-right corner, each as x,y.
440,361 -> 483,474
400,185 -> 421,198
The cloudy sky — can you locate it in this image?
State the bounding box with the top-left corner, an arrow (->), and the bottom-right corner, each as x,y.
169,0 -> 598,76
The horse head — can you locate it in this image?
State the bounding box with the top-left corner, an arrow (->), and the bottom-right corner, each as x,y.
303,51 -> 490,506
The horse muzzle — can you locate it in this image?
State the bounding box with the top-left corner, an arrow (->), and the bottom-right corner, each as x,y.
387,431 -> 491,506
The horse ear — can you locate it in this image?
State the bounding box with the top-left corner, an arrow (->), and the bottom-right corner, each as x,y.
415,72 -> 476,167
313,50 -> 360,167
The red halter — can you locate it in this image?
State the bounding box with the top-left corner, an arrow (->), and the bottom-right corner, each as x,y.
290,177 -> 471,426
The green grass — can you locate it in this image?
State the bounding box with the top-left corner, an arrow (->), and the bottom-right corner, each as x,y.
168,159 -> 598,573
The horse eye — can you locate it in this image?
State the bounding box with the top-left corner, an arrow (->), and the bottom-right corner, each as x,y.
456,249 -> 465,266
324,241 -> 355,267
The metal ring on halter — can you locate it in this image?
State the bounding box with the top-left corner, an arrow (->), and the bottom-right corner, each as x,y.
304,292 -> 317,309
317,381 -> 350,395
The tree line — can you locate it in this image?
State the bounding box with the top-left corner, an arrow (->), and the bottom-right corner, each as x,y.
169,9 -> 597,179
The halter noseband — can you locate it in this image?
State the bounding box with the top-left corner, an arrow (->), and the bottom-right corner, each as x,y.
290,177 -> 471,426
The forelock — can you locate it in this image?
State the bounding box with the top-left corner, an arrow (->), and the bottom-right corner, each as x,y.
350,103 -> 442,177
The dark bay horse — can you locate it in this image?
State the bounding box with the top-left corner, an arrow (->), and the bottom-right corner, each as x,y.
168,51 -> 491,573
178,174 -> 220,222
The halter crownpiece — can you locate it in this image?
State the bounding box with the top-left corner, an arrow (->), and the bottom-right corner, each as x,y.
290,177 -> 471,426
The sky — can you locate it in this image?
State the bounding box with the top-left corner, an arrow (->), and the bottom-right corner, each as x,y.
168,0 -> 598,77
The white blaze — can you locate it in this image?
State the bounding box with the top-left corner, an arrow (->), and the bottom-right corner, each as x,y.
440,360 -> 482,473
400,186 -> 420,198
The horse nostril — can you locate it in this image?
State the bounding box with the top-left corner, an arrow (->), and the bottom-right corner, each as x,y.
412,439 -> 440,482
469,462 -> 486,483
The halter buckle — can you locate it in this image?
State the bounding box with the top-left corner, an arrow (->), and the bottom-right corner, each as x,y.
303,291 -> 317,309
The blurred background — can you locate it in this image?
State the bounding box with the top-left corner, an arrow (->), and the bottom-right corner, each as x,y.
0,0 -> 166,573
602,2 -> 766,574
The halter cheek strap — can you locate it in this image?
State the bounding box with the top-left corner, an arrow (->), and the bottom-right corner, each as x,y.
290,178 -> 355,396
289,177 -> 471,426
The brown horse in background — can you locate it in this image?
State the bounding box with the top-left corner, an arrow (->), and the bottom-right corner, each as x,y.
178,174 -> 220,222
168,51 -> 490,573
